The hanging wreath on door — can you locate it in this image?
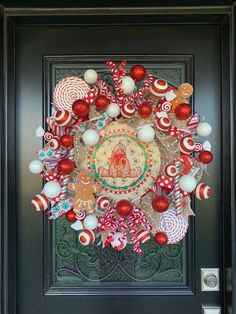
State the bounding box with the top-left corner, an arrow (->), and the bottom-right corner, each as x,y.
29,60 -> 213,254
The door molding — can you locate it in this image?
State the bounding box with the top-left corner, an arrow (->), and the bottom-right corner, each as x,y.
0,4 -> 235,313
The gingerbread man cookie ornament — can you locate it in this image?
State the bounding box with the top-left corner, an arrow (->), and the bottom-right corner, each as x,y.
170,83 -> 193,113
68,171 -> 102,214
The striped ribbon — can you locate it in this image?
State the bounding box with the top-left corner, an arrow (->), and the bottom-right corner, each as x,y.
59,148 -> 74,200
173,160 -> 182,216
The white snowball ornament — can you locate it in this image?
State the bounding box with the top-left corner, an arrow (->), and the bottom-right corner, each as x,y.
111,232 -> 128,250
83,215 -> 98,230
137,125 -> 155,143
179,175 -> 197,193
84,69 -> 98,85
197,122 -> 212,137
43,181 -> 61,198
28,160 -> 44,174
120,76 -> 135,95
82,129 -> 100,146
106,103 -> 121,118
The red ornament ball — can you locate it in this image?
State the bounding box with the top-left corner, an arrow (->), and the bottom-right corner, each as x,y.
72,99 -> 89,118
175,103 -> 192,120
152,195 -> 169,213
138,102 -> 152,118
95,95 -> 110,111
130,64 -> 146,82
198,150 -> 213,164
116,199 -> 133,217
60,134 -> 73,148
154,232 -> 168,246
66,210 -> 77,222
57,159 -> 75,175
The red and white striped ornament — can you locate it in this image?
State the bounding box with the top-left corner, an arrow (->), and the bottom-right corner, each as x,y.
194,183 -> 212,200
156,117 -> 171,132
75,211 -> 86,221
44,131 -> 54,141
159,100 -> 172,112
150,79 -> 168,97
55,109 -> 73,127
136,229 -> 151,243
121,103 -> 136,118
31,194 -> 50,212
179,137 -> 195,155
49,136 -> 61,150
97,195 -> 110,209
78,229 -> 95,246
164,164 -> 178,177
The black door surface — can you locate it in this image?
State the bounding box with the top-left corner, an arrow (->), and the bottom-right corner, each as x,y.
15,22 -> 224,314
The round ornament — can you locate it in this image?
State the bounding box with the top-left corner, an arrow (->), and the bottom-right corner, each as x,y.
111,232 -> 127,250
138,102 -> 152,118
137,125 -> 155,143
31,194 -> 50,211
150,79 -> 168,97
79,229 -> 95,245
28,160 -> 43,174
60,134 -> 74,148
154,232 -> 168,246
43,181 -> 61,198
164,164 -> 178,177
49,136 -> 61,150
120,76 -> 135,95
156,117 -> 171,132
136,229 -> 151,243
130,64 -> 146,81
194,183 -> 212,200
72,99 -> 89,118
179,175 -> 197,192
82,129 -> 100,146
197,122 -> 212,137
198,150 -> 213,164
75,211 -> 86,221
116,199 -> 133,217
152,195 -> 169,213
179,137 -> 195,155
66,209 -> 77,222
97,195 -> 110,209
55,109 -> 73,127
83,214 -> 98,230
106,103 -> 121,118
121,103 -> 136,118
57,159 -> 75,175
175,103 -> 192,120
159,99 -> 172,112
95,95 -> 110,111
84,69 -> 98,85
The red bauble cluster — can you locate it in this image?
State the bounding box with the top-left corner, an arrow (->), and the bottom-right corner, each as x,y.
130,64 -> 146,82
72,99 -> 89,118
60,134 -> 73,148
95,95 -> 110,111
152,195 -> 169,213
66,209 -> 77,222
154,232 -> 168,246
57,159 -> 75,175
138,102 -> 152,118
198,150 -> 213,164
116,199 -> 133,217
175,103 -> 192,120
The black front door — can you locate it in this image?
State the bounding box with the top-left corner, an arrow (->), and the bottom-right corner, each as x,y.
15,21 -> 223,314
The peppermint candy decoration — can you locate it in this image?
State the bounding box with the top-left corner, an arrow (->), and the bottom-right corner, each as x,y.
121,103 -> 136,118
194,142 -> 203,152
194,183 -> 212,200
54,109 -> 73,127
150,79 -> 168,97
160,100 -> 172,112
31,194 -> 50,212
164,164 -> 178,177
44,131 -> 54,141
49,136 -> 61,150
97,195 -> 110,210
78,229 -> 95,246
158,209 -> 189,244
156,117 -> 171,132
187,112 -> 200,134
76,210 -> 86,221
53,76 -> 90,112
136,229 -> 151,243
179,137 -> 195,155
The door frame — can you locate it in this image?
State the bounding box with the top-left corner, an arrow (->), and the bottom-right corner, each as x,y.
0,4 -> 235,314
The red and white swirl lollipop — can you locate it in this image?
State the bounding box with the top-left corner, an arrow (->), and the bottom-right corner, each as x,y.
76,210 -> 86,221
158,209 -> 189,244
53,76 -> 90,112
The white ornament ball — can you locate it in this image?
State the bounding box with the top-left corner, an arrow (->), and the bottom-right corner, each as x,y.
106,103 -> 121,118
83,215 -> 98,230
82,129 -> 100,146
137,126 -> 155,143
120,76 -> 135,95
179,175 -> 197,193
43,181 -> 61,198
84,69 -> 98,84
111,232 -> 128,250
197,122 -> 212,137
28,160 -> 44,174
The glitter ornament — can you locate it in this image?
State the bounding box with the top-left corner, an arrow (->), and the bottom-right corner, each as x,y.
130,64 -> 146,81
28,160 -> 44,174
154,232 -> 168,246
95,95 -> 110,111
60,134 -> 73,148
66,209 -> 77,222
138,102 -> 152,118
152,195 -> 169,213
72,99 -> 90,118
116,200 -> 133,217
198,150 -> 213,164
57,159 -> 75,175
175,103 -> 192,120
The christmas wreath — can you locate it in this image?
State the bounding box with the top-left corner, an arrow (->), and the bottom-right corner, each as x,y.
29,60 -> 213,254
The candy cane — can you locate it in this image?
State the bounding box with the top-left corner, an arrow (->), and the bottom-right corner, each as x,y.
173,160 -> 182,216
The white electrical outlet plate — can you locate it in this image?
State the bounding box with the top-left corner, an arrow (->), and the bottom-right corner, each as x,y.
201,268 -> 220,291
